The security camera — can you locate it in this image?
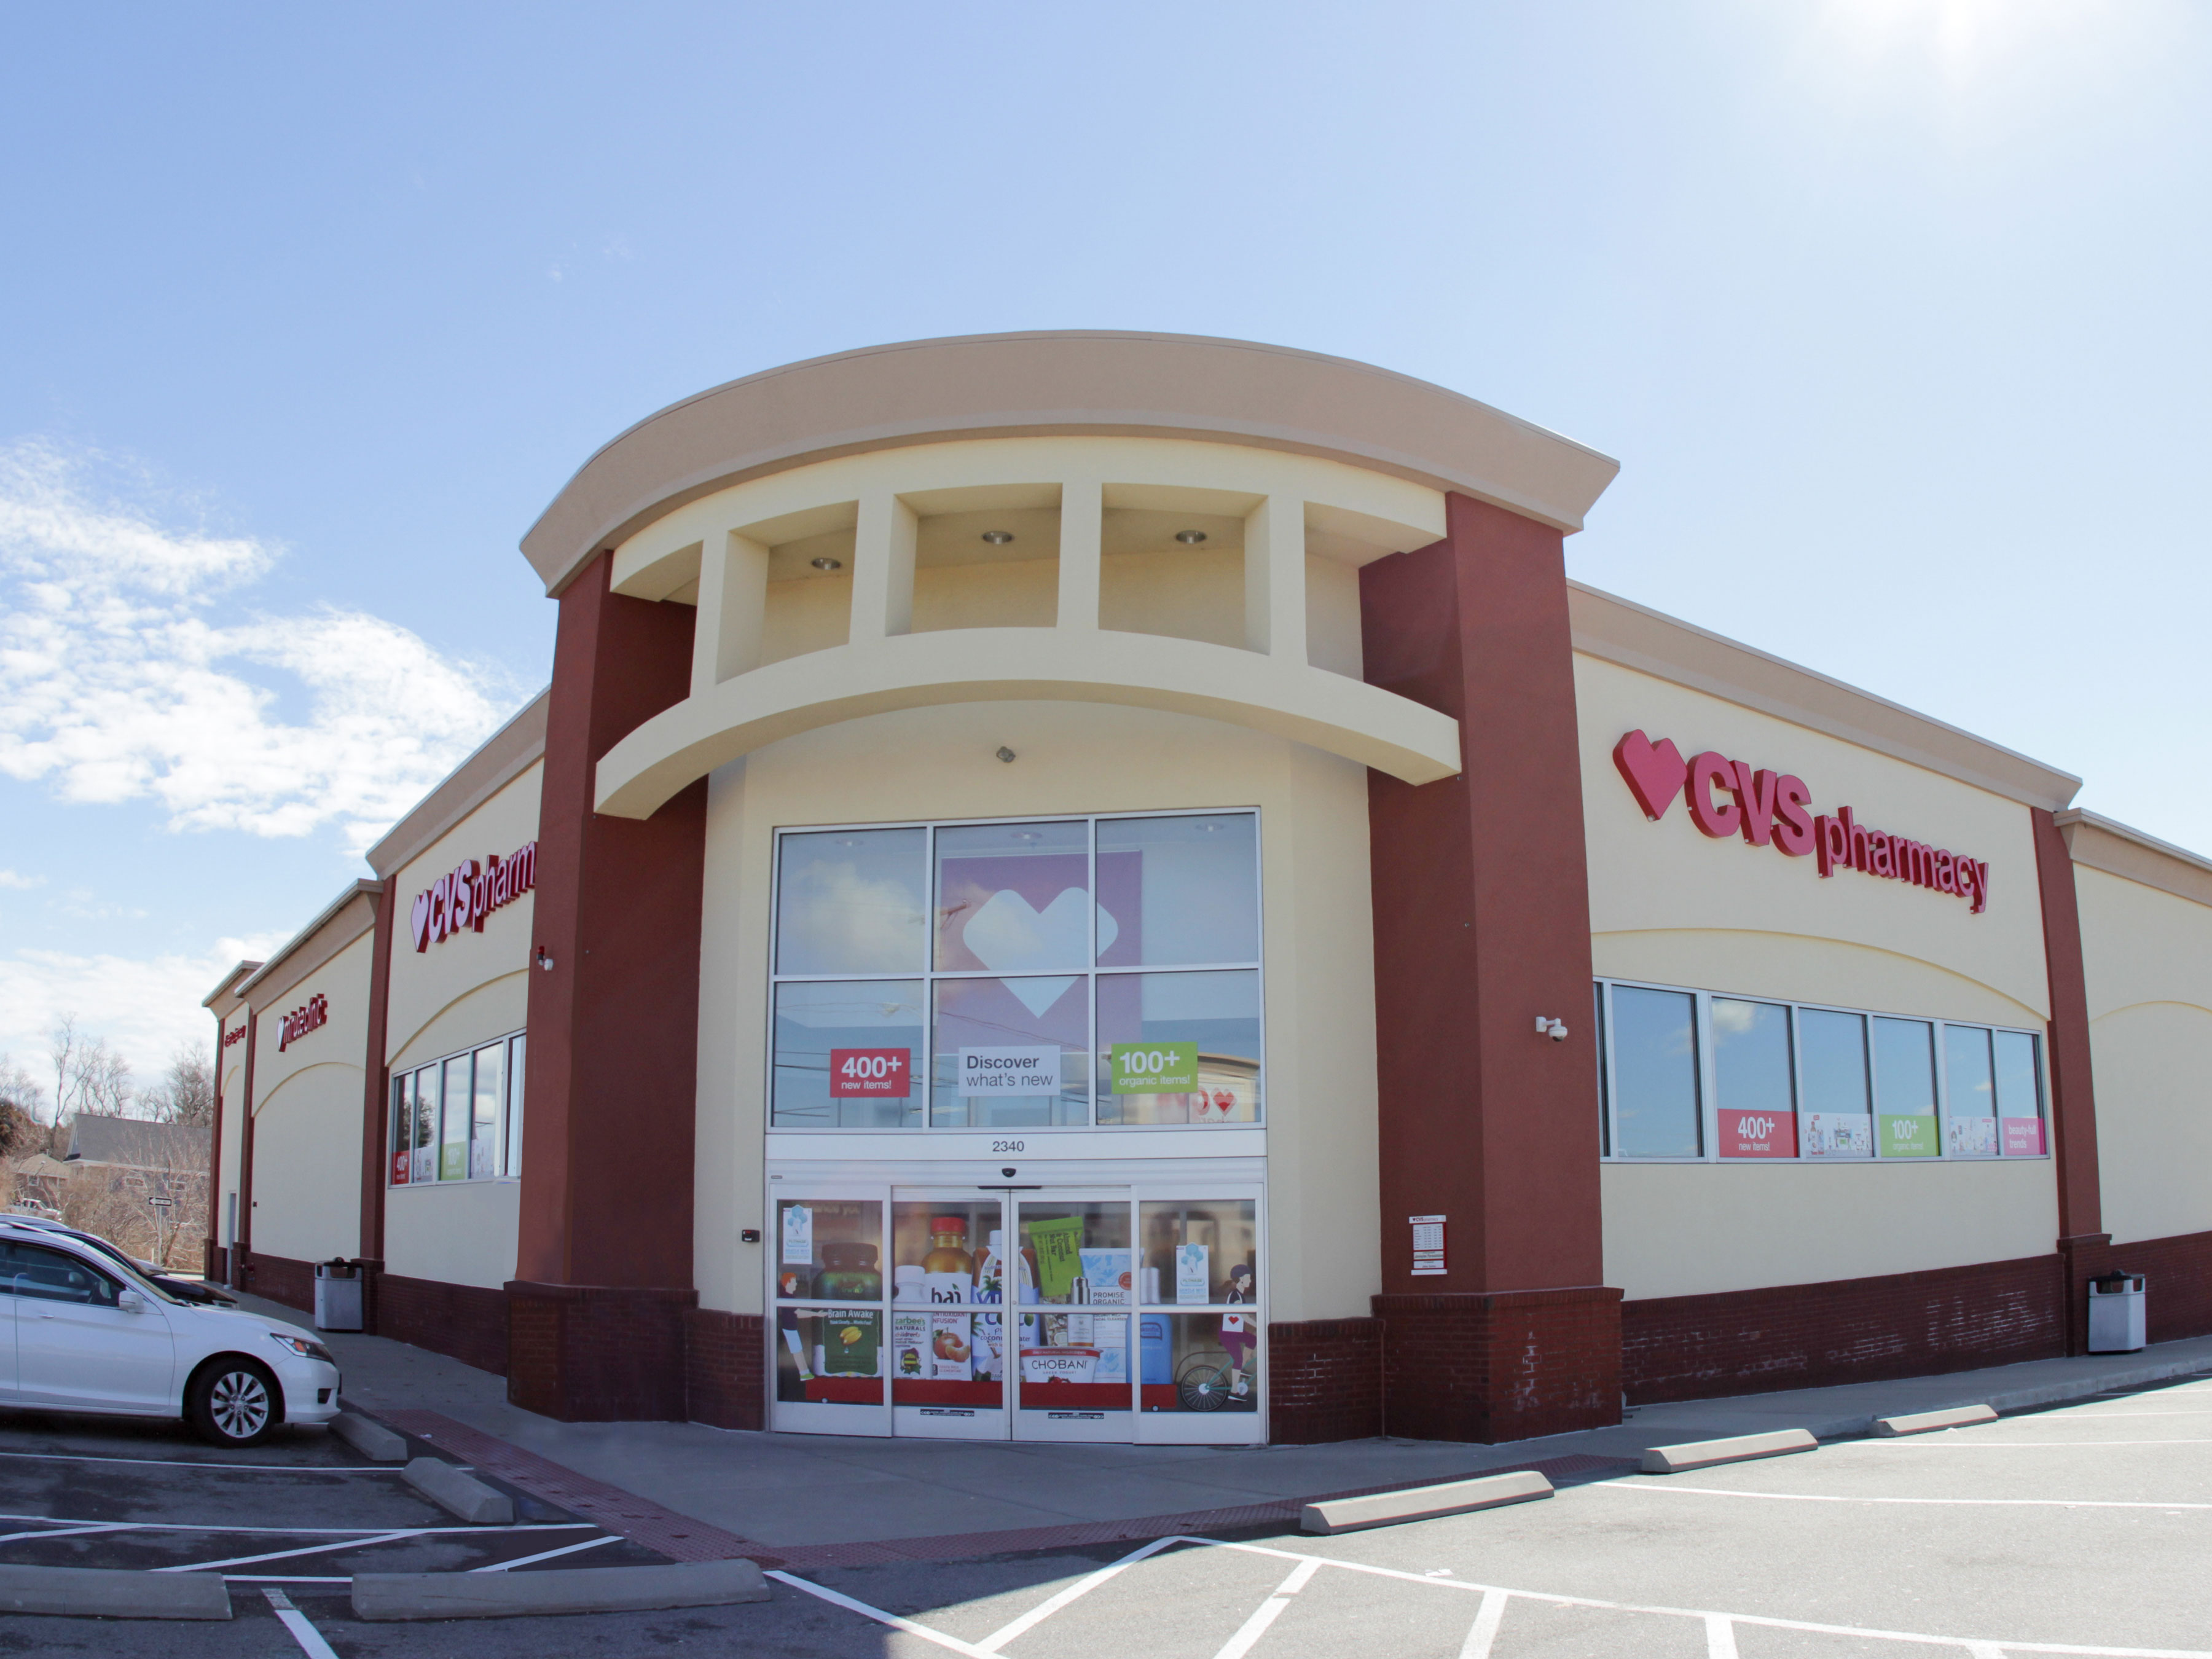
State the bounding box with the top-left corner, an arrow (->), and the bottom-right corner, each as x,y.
1534,1016 -> 1569,1041
1002,1167 -> 1018,1178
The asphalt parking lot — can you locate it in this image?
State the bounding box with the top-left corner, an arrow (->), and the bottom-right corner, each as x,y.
2,1375 -> 2210,1655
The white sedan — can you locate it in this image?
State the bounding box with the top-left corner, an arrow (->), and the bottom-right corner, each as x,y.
0,1221 -> 341,1447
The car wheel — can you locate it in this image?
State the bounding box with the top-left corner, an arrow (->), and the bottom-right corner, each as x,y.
188,1357 -> 280,1447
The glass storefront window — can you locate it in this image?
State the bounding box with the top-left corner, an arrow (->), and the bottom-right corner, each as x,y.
769,814 -> 1262,1132
470,1042 -> 503,1179
1712,997 -> 1795,1159
776,827 -> 928,976
1874,1018 -> 1939,1159
389,1073 -> 414,1185
439,1053 -> 472,1180
775,1307 -> 884,1406
1995,1029 -> 2047,1155
935,820 -> 1090,973
1095,814 -> 1258,967
1943,1025 -> 1998,1158
503,1033 -> 526,1177
410,1065 -> 436,1183
1798,1008 -> 1873,1159
1095,970 -> 1260,1126
1139,1199 -> 1257,1308
890,1199 -> 1006,1410
929,976 -> 1089,1128
773,979 -> 925,1129
1139,1314 -> 1261,1416
1611,986 -> 1701,1158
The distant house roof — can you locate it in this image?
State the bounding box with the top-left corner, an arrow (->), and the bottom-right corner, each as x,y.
12,1153 -> 73,1178
66,1115 -> 210,1171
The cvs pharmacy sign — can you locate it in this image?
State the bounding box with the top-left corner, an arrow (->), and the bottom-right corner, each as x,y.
412,842 -> 537,952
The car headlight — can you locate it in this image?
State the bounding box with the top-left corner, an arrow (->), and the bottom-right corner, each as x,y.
269,1332 -> 337,1366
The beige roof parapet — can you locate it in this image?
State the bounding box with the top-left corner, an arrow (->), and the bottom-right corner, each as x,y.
1569,581 -> 2082,812
521,331 -> 1621,597
2055,809 -> 2212,910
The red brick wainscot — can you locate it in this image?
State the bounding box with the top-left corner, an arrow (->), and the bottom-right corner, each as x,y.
1373,1287 -> 1623,1443
1622,1254 -> 2066,1405
377,1272 -> 511,1378
682,1308 -> 765,1431
1266,1319 -> 1384,1443
239,1250 -> 315,1314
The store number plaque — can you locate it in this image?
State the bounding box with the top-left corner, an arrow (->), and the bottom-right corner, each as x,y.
1410,1214 -> 1447,1276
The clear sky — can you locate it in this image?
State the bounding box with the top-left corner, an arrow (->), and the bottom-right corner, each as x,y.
2,1 -> 2206,1090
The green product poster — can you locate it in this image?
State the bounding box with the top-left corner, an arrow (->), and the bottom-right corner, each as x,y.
1026,1216 -> 1085,1300
1878,1114 -> 1940,1158
439,1143 -> 467,1180
821,1311 -> 880,1376
1110,1041 -> 1200,1093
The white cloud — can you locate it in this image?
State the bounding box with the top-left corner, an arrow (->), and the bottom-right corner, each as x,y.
0,439 -> 526,857
0,869 -> 41,889
0,934 -> 284,1107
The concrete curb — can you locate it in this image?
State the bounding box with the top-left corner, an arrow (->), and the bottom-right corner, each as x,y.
1302,1470 -> 1553,1534
332,1411 -> 410,1463
402,1457 -> 514,1525
351,1559 -> 769,1621
1875,1403 -> 1998,1437
0,1564 -> 232,1620
1642,1429 -> 1818,1474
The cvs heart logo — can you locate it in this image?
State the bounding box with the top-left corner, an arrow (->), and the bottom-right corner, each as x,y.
1612,730 -> 1688,822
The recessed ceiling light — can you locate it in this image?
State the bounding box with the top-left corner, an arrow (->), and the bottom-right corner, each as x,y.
810,556 -> 843,570
981,530 -> 1015,545
1175,530 -> 1207,545
1011,829 -> 1043,843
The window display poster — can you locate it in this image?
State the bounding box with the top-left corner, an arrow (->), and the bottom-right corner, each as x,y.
1079,1249 -> 1132,1305
972,1312 -> 1003,1380
1718,1109 -> 1797,1159
892,1311 -> 929,1379
1029,1217 -> 1084,1300
1175,1242 -> 1211,1303
782,1204 -> 813,1267
1799,1113 -> 1872,1158
928,1311 -> 973,1380
959,1045 -> 1062,1095
1879,1113 -> 1940,1158
830,1047 -> 912,1098
2002,1116 -> 2046,1156
1110,1041 -> 1199,1092
1947,1116 -> 1998,1157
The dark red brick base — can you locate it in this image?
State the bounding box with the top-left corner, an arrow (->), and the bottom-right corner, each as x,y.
240,1250 -> 315,1314
2100,1228 -> 2212,1345
1372,1287 -> 1623,1443
1268,1319 -> 1384,1443
683,1308 -> 766,1430
378,1271 -> 510,1377
506,1281 -> 698,1421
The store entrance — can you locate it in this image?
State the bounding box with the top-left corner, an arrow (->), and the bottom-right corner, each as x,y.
768,1180 -> 1262,1444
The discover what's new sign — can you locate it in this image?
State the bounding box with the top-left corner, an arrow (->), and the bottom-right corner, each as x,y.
959,1046 -> 1060,1095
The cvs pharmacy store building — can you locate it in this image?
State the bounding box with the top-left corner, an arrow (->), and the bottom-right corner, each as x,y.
206,333 -> 2212,1445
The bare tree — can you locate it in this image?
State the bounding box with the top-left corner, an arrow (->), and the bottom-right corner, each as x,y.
139,1043 -> 213,1127
47,1013 -> 79,1126
70,1038 -> 133,1118
0,1053 -> 45,1139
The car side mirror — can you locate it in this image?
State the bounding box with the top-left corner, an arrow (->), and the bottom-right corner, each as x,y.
117,1290 -> 144,1314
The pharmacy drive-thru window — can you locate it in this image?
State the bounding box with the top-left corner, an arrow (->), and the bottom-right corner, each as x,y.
764,810 -> 1267,1443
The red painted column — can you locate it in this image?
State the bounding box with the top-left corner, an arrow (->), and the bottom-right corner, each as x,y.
205,1008 -> 226,1282
512,551 -> 707,1421
2033,809 -> 2109,1354
235,1013 -> 258,1293
1362,491 -> 1618,1442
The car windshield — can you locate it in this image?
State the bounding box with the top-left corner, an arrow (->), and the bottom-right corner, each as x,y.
15,1230 -> 189,1307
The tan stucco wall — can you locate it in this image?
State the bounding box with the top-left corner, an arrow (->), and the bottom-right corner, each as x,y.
693,698 -> 1381,1325
1579,653 -> 2061,1297
1602,1158 -> 2061,1300
383,762 -> 540,1069
2076,864 -> 2212,1245
247,933 -> 370,1264
216,1010 -> 249,1249
378,760 -> 538,1292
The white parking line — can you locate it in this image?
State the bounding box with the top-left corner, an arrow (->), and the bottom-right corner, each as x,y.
1457,1588 -> 1507,1658
0,1521 -> 130,1545
976,1535 -> 1175,1652
1865,1440 -> 2212,1448
262,1587 -> 342,1659
1598,1481 -> 2212,1511
0,1510 -> 591,1535
772,1536 -> 2212,1658
158,1528 -> 431,1573
765,1569 -> 998,1658
472,1533 -> 619,1571
1210,1556 -> 1321,1659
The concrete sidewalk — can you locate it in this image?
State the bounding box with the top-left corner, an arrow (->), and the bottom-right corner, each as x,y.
245,1295 -> 2212,1552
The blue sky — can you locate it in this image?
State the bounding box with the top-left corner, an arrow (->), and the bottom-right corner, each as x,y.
2,1 -> 2206,1089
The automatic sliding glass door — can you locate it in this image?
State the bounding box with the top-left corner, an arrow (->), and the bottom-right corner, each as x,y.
889,1193 -> 1009,1440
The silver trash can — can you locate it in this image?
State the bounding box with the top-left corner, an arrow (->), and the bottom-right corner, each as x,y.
2087,1271 -> 2146,1354
314,1260 -> 363,1332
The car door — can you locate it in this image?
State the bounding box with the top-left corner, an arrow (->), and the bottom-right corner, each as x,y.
6,1241 -> 176,1412
0,1255 -> 17,1399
